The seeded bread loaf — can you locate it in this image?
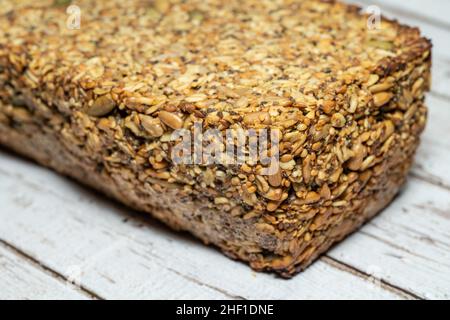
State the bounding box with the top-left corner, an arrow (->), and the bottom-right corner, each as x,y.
0,0 -> 431,277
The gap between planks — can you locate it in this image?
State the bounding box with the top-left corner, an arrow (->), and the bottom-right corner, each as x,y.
0,228 -> 240,300
162,265 -> 246,300
358,229 -> 450,270
410,171 -> 450,193
0,238 -> 103,300
321,256 -> 422,300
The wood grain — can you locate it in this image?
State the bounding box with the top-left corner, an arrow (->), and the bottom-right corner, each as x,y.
0,241 -> 88,300
0,156 -> 405,299
328,177 -> 450,299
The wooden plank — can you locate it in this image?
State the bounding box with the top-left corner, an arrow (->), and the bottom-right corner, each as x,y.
0,242 -> 88,300
0,174 -> 231,300
412,95 -> 450,189
351,0 -> 450,183
0,153 -> 405,299
430,59 -> 450,101
328,177 -> 450,299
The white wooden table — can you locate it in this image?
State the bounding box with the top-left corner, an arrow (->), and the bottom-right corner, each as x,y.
1,0 -> 450,300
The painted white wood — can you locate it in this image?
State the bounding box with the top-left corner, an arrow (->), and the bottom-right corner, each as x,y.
413,95 -> 450,188
0,172 -> 231,300
0,158 -> 403,299
430,59 -> 450,100
0,244 -> 88,300
329,177 -> 450,299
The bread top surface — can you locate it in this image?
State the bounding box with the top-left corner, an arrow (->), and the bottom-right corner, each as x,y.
0,0 -> 430,118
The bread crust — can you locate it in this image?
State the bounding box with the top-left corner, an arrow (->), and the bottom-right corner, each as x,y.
0,0 -> 431,276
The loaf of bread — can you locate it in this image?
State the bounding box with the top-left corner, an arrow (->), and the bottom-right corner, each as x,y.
0,0 -> 431,277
